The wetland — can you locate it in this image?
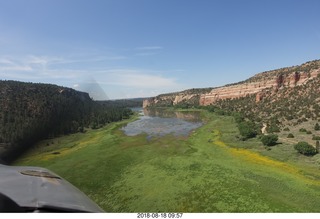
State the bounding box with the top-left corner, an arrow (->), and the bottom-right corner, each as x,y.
121,108 -> 202,137
14,109 -> 320,212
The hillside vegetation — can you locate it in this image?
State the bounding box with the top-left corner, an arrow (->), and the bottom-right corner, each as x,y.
215,60 -> 320,124
145,59 -> 320,146
0,80 -> 134,163
244,60 -> 320,83
214,71 -> 320,146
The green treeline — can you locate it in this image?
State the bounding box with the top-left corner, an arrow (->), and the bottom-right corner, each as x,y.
0,80 -> 137,163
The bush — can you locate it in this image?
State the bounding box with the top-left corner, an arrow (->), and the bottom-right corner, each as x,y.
287,133 -> 294,138
294,141 -> 318,156
232,112 -> 244,124
307,131 -> 312,134
312,135 -> 320,140
238,121 -> 257,140
215,109 -> 226,115
261,134 -> 278,146
299,128 -> 307,132
266,123 -> 280,133
315,123 -> 320,131
283,127 -> 290,131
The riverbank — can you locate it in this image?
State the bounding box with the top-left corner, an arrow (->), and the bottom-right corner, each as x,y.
14,110 -> 320,212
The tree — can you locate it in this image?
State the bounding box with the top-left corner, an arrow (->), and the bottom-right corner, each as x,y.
232,112 -> 244,124
294,141 -> 318,156
238,121 -> 257,140
0,80 -> 135,163
261,134 -> 278,146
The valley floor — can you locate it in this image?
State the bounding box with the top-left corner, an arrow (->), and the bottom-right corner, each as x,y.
14,111 -> 320,212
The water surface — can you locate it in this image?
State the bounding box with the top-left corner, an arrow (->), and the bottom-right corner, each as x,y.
121,108 -> 202,137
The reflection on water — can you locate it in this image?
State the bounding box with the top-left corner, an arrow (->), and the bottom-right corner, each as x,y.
143,108 -> 201,122
121,108 -> 203,137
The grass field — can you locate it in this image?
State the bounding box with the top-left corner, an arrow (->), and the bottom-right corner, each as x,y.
14,111 -> 320,212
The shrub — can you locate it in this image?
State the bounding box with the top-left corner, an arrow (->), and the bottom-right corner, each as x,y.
294,141 -> 318,156
265,146 -> 271,151
286,115 -> 294,120
287,133 -> 294,138
315,123 -> 320,131
299,128 -> 307,132
232,112 -> 244,124
307,130 -> 312,134
283,127 -> 290,131
261,134 -> 278,146
238,121 -> 257,140
215,108 -> 226,115
312,135 -> 320,140
267,123 -> 280,133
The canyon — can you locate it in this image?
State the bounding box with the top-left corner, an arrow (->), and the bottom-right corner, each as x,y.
143,60 -> 320,108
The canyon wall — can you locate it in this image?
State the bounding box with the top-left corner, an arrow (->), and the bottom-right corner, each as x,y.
143,60 -> 320,108
143,88 -> 212,108
200,69 -> 320,106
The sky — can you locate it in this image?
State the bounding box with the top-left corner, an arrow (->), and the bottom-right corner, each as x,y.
0,0 -> 320,100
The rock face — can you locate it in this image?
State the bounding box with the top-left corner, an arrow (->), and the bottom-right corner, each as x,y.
143,60 -> 320,108
143,95 -> 174,108
199,68 -> 320,106
143,88 -> 212,108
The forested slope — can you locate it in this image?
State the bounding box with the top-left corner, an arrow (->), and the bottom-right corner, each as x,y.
0,80 -> 133,163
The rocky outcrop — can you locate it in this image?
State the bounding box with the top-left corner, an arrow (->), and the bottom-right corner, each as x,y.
200,68 -> 320,106
143,60 -> 320,108
143,88 -> 212,108
143,99 -> 152,108
143,95 -> 174,108
143,93 -> 199,108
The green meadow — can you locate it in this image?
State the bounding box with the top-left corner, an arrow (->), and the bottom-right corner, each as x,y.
14,111 -> 320,212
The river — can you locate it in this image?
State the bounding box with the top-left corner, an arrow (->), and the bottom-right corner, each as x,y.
121,108 -> 203,137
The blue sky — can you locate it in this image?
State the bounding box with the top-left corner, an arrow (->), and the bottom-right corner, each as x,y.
0,0 -> 320,99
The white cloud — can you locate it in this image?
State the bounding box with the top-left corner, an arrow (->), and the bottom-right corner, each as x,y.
0,54 -> 186,99
0,58 -> 14,65
134,46 -> 163,56
136,46 -> 163,50
0,55 -> 82,80
48,55 -> 126,65
135,52 -> 157,56
77,68 -> 187,99
99,69 -> 178,89
120,74 -> 176,88
0,55 -> 181,90
27,55 -> 50,65
0,65 -> 33,72
0,72 -> 41,80
0,56 -> 34,72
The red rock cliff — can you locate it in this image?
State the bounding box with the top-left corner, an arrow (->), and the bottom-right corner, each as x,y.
143,60 -> 320,108
200,68 -> 320,106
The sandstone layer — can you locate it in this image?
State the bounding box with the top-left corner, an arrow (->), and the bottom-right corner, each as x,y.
200,69 -> 320,106
143,60 -> 320,108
